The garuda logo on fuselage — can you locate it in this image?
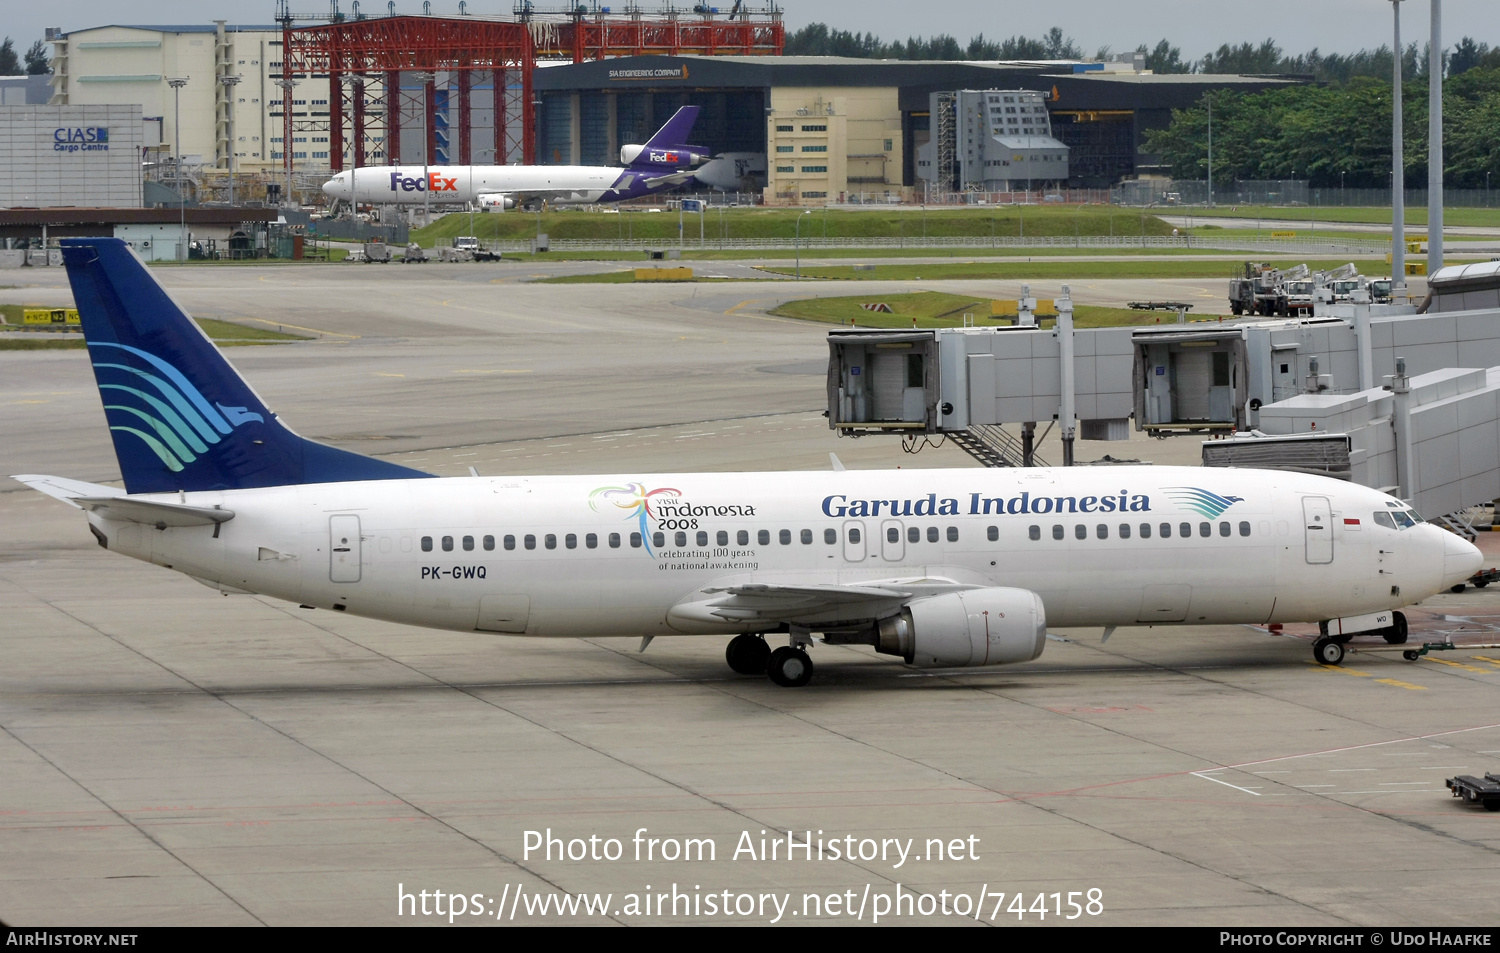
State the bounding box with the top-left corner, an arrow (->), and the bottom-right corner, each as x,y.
1163,487 -> 1245,520
90,342 -> 264,473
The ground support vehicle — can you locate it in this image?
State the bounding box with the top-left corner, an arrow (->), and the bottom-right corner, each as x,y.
1446,773 -> 1500,811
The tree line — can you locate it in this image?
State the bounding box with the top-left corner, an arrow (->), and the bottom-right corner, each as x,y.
784,23 -> 1500,83
0,37 -> 49,74
1142,68 -> 1500,190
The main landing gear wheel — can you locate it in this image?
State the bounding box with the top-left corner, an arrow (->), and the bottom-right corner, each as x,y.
766,646 -> 813,687
725,634 -> 771,675
1313,636 -> 1346,666
1382,611 -> 1409,645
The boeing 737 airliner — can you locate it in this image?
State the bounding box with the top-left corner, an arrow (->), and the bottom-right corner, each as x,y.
13,240 -> 1483,686
321,106 -> 707,210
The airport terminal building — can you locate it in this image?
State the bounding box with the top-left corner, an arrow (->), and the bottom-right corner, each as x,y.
534,55 -> 1298,203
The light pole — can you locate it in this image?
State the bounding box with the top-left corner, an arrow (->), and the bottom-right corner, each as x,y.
1206,93 -> 1213,207
277,77 -> 296,207
1392,0 -> 1407,292
219,74 -> 241,206
413,70 -> 435,229
795,208 -> 811,279
168,77 -> 187,260
1429,0 -> 1444,273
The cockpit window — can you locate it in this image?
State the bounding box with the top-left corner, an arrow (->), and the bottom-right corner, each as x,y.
1392,510 -> 1415,529
1372,511 -> 1396,529
1406,510 -> 1424,524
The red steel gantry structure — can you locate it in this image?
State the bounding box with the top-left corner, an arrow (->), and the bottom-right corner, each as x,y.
276,3 -> 784,175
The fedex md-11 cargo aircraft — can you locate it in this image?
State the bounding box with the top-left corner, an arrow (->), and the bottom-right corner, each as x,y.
321,106 -> 707,210
14,239 -> 1483,686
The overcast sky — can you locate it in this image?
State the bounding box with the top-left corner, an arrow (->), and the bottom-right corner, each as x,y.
7,1 -> 1499,61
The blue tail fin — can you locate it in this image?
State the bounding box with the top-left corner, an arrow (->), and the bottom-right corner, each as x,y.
630,106 -> 707,167
61,238 -> 434,494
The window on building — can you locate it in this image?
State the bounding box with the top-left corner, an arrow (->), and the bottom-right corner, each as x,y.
776,145 -> 794,153
776,166 -> 793,173
801,166 -> 827,173
776,124 -> 793,131
801,145 -> 827,152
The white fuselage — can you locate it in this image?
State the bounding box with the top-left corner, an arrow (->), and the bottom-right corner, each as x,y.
326,165 -> 628,206
88,466 -> 1472,641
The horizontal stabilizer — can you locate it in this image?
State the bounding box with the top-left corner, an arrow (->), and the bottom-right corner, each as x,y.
10,474 -> 125,508
75,496 -> 234,527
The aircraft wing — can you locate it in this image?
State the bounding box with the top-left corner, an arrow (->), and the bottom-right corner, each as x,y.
638,170 -> 698,189
672,576 -> 983,627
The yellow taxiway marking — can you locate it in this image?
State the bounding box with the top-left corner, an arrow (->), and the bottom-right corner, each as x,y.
454,369 -> 498,374
1307,661 -> 1426,689
374,372 -> 406,378
453,369 -> 531,375
13,399 -> 50,404
241,317 -> 360,340
1422,657 -> 1495,675
1374,678 -> 1427,690
1470,655 -> 1500,668
724,298 -> 765,315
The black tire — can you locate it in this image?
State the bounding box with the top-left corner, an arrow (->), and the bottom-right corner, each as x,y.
1383,612 -> 1409,645
766,646 -> 813,687
1475,579 -> 1490,588
1313,636 -> 1345,666
1484,800 -> 1500,812
1403,650 -> 1420,661
725,634 -> 771,675
1451,584 -> 1467,593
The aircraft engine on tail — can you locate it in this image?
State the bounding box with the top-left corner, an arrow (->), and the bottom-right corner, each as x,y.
875,589 -> 1047,668
620,144 -> 709,167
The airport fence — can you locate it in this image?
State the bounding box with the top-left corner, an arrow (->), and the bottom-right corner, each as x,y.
482,234 -> 1387,255
1113,178 -> 1499,209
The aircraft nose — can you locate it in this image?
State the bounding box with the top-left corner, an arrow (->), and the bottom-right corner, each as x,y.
1440,531 -> 1484,590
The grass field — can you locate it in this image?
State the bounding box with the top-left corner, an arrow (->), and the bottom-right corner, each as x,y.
0,307 -> 310,349
769,291 -> 1191,329
757,258 -> 1379,281
1178,205 -> 1500,228
409,205 -> 1180,247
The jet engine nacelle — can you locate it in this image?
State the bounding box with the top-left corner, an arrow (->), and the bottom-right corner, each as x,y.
476,194 -> 515,210
875,588 -> 1046,668
620,144 -> 709,167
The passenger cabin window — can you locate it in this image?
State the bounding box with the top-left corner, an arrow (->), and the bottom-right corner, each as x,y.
463,535 -> 474,551
1180,522 -> 1192,538
675,531 -> 687,547
421,536 -> 433,552
1119,523 -> 1131,539
586,533 -> 598,549
609,533 -> 621,548
887,527 -> 900,543
927,526 -> 939,543
1199,522 -> 1211,537
1239,521 -> 1252,536
847,527 -> 860,544
825,529 -> 837,544
801,529 -> 813,544
483,535 -> 495,551
1074,525 -> 1087,540
1160,523 -> 1172,538
780,529 -> 792,545
987,525 -> 999,541
758,530 -> 771,545
1096,524 -> 1108,539
545,534 -> 557,550
524,534 -> 536,550
653,532 -> 665,549
1219,522 -> 1231,537
1052,524 -> 1064,540
630,532 -> 642,548
697,531 -> 708,547
1140,523 -> 1151,538
442,535 -> 454,552
717,531 -> 728,546
504,535 -> 516,550
739,531 -> 750,545
1028,525 -> 1040,541
908,526 -> 920,543
565,533 -> 577,549
947,526 -> 959,542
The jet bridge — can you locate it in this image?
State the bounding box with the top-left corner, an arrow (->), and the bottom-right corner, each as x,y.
826,292 -> 1135,467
